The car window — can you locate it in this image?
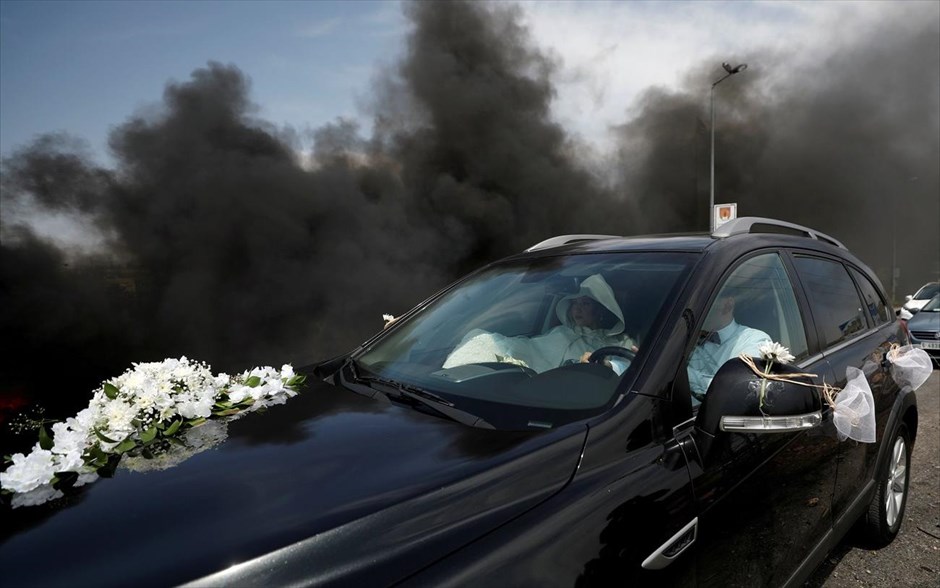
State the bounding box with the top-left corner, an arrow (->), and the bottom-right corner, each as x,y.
920,295 -> 940,312
355,252 -> 696,430
793,256 -> 868,348
850,267 -> 891,326
686,252 -> 808,400
914,282 -> 940,299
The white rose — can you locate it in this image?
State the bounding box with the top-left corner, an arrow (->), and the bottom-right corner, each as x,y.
0,449 -> 58,493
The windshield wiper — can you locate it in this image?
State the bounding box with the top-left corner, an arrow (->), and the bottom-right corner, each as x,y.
344,359 -> 494,429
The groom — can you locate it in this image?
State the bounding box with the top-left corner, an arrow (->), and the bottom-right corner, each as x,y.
687,293 -> 771,403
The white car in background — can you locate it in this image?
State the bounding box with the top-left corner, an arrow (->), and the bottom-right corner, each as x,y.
903,282 -> 940,314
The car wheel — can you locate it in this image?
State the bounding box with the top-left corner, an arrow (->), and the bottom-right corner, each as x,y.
856,423 -> 911,547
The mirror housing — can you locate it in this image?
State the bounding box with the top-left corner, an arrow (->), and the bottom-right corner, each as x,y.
905,295 -> 913,301
696,358 -> 822,439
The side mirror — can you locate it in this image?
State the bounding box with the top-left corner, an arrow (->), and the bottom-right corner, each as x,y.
696,358 -> 822,439
905,295 -> 914,302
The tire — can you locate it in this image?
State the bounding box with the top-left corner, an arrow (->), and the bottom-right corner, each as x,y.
855,423 -> 911,547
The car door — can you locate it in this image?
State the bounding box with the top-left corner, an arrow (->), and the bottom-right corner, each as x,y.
679,251 -> 842,587
788,254 -> 900,522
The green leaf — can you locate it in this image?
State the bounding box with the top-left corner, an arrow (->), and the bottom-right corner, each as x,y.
213,401 -> 233,410
163,419 -> 182,436
52,471 -> 78,490
97,455 -> 121,478
187,417 -> 207,427
38,426 -> 54,450
3,455 -> 12,464
104,383 -> 120,400
287,375 -> 307,388
94,428 -> 119,444
246,376 -> 262,388
114,439 -> 137,453
139,426 -> 158,444
88,444 -> 107,461
212,408 -> 240,417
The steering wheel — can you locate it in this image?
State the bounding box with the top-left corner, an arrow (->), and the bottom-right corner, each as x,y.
588,346 -> 637,364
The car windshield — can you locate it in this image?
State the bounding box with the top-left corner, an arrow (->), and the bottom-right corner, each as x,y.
921,295 -> 940,312
354,252 -> 696,430
914,283 -> 940,300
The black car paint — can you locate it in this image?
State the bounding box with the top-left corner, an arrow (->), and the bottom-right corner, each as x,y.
0,232 -> 918,587
0,377 -> 585,587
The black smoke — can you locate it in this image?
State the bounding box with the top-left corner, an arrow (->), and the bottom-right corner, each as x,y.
1,0 -> 937,434
0,2 -> 627,429
615,6 -> 939,287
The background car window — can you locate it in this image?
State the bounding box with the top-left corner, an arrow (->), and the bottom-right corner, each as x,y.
913,282 -> 940,300
850,267 -> 891,326
686,253 -> 808,398
793,256 -> 868,348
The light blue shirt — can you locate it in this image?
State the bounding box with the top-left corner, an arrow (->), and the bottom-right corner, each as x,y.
688,320 -> 771,398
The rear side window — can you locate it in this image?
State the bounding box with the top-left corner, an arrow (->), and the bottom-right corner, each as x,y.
849,268 -> 891,326
793,256 -> 868,348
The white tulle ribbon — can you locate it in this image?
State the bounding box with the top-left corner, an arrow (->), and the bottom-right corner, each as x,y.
887,344 -> 933,391
829,367 -> 876,443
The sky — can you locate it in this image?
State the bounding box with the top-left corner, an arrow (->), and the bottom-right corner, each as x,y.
1,0 -> 892,163
0,1 -> 404,161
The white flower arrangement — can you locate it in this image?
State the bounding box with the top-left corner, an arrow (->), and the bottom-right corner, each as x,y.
757,341 -> 795,365
742,341 -> 796,413
1,357 -> 305,508
120,420 -> 229,473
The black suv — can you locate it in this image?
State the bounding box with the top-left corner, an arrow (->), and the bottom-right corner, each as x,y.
1,218 -> 917,588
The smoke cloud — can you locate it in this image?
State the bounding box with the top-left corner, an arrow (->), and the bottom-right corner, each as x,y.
1,1 -> 937,435
615,5 -> 939,280
0,2 -> 626,427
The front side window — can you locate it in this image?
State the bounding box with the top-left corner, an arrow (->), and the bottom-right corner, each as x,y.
355,252 -> 696,430
793,256 -> 868,349
686,252 -> 808,400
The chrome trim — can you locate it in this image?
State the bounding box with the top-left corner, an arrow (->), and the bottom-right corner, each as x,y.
818,329 -> 874,357
720,411 -> 823,433
642,517 -> 698,570
525,234 -> 619,252
797,353 -> 824,369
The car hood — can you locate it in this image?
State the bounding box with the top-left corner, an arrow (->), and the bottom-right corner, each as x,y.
0,371 -> 586,587
903,298 -> 930,312
908,310 -> 940,332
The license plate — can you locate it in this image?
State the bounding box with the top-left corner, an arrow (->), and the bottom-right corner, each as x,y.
919,341 -> 940,350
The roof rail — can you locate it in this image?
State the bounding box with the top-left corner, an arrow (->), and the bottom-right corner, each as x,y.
525,234 -> 620,252
713,217 -> 847,249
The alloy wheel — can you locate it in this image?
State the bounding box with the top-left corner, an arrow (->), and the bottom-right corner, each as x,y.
885,435 -> 908,528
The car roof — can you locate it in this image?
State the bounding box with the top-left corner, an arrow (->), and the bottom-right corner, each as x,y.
518,217 -> 850,257
509,217 -> 881,286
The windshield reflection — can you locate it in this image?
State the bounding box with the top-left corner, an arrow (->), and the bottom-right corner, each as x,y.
356,252 -> 695,430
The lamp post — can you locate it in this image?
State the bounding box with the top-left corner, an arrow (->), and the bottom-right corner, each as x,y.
892,176 -> 919,304
710,62 -> 747,232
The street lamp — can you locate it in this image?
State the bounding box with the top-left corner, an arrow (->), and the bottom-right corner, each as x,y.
892,176 -> 919,304
710,62 -> 747,232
